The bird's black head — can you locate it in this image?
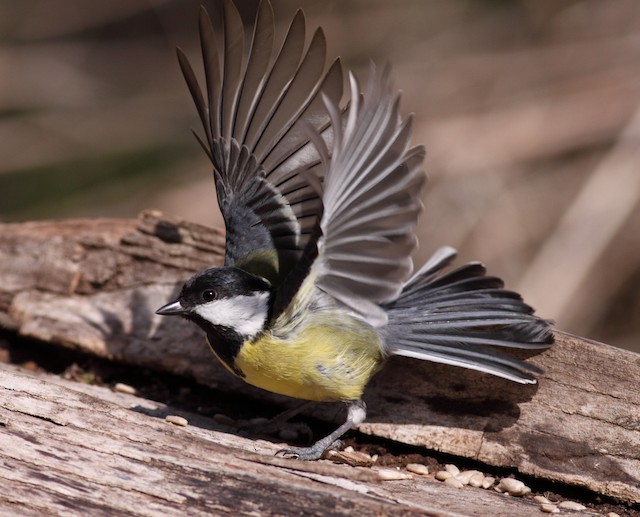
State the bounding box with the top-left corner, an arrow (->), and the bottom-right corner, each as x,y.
156,266 -> 272,341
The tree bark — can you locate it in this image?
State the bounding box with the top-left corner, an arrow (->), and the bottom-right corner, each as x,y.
1,211 -> 638,504
1,362 -> 581,517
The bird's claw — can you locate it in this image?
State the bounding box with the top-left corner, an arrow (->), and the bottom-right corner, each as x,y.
275,439 -> 343,461
275,446 -> 323,461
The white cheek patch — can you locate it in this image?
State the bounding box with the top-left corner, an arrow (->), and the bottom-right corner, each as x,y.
193,292 -> 269,338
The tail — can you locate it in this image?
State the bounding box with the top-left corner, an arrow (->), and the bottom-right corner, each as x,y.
382,247 -> 554,384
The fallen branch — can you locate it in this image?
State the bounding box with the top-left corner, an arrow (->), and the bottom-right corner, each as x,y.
2,362 -> 577,516
1,211 -> 638,503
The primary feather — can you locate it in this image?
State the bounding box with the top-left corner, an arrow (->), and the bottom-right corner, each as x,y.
177,0 -> 342,286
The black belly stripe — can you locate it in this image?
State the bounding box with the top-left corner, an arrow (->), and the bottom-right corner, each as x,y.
183,311 -> 247,377
205,328 -> 245,377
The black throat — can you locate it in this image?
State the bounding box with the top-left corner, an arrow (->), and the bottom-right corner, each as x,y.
187,313 -> 246,377
206,329 -> 245,377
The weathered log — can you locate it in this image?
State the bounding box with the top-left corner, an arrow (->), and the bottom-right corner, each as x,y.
1,211 -> 225,383
2,362 -> 588,517
1,212 -> 638,503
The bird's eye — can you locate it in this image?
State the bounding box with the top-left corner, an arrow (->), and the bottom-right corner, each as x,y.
202,290 -> 216,302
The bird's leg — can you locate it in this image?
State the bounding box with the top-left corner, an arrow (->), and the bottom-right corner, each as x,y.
276,400 -> 366,461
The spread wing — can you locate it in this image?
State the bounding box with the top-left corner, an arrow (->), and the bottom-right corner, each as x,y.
178,1 -> 342,284
311,65 -> 426,327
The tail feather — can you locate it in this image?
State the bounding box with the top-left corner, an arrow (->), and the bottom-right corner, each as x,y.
383,247 -> 553,384
393,346 -> 542,384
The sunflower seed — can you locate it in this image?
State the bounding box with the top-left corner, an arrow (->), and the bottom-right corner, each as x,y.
165,415 -> 188,427
406,463 -> 429,475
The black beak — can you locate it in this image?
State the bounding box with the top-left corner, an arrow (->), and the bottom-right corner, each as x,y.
156,300 -> 186,316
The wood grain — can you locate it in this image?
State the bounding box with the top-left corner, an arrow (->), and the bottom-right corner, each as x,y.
0,363 -> 602,516
1,212 -> 638,504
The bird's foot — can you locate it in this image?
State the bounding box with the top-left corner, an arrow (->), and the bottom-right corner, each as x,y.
275,439 -> 343,461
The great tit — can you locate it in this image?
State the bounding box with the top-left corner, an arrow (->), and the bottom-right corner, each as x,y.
157,0 -> 553,460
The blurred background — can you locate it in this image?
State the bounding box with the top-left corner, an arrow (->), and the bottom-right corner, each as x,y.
1,0 -> 639,352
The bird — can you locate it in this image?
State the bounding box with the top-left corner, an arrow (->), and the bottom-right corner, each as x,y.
156,0 -> 554,461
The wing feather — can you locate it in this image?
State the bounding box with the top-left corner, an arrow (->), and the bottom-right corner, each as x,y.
179,2 -> 342,284
220,0 -> 245,139
233,0 -> 274,143
307,64 -> 426,326
177,48 -> 212,158
244,10 -> 306,157
256,28 -> 326,160
199,8 -> 222,141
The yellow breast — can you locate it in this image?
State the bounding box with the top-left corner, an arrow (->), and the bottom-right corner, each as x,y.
233,318 -> 383,402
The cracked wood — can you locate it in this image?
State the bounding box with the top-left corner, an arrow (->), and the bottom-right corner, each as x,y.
0,211 -> 638,503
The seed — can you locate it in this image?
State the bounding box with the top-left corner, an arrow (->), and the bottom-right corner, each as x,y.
607,513 -> 621,517
540,503 -> 559,513
445,464 -> 460,476
444,477 -> 464,489
406,463 -> 429,475
533,496 -> 551,504
481,476 -> 496,489
496,477 -> 529,496
468,472 -> 485,488
370,454 -> 378,463
435,470 -> 452,481
114,383 -> 136,395
558,501 -> 586,511
343,446 -> 355,453
165,415 -> 188,427
456,470 -> 482,485
377,468 -> 413,480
